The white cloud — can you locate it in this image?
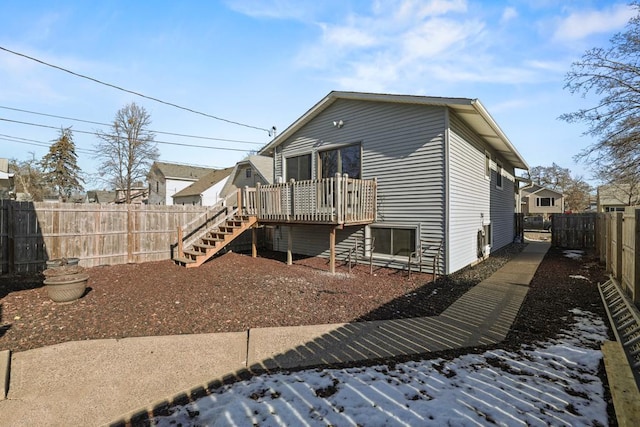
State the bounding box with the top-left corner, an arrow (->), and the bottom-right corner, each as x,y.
501,7 -> 518,23
223,0 -> 320,21
553,3 -> 635,41
321,23 -> 378,49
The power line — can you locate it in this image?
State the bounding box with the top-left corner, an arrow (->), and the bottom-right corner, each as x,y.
0,117 -> 254,153
0,45 -> 275,135
0,134 -> 97,155
0,105 -> 264,145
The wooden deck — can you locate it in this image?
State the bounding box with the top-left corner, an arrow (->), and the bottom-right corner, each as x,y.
242,174 -> 377,226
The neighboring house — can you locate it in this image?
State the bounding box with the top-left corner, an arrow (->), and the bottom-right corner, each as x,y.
0,158 -> 15,199
219,155 -> 274,198
597,183 -> 640,212
172,167 -> 233,206
115,184 -> 149,204
256,91 -> 529,275
85,190 -> 117,204
520,184 -> 564,219
147,162 -> 216,205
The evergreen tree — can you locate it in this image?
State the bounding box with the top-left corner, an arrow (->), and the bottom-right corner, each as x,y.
41,127 -> 84,202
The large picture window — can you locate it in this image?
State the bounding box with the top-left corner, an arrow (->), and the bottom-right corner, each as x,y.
319,144 -> 361,179
370,226 -> 416,257
286,154 -> 311,181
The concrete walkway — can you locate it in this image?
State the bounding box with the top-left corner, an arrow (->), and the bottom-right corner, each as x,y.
0,242 -> 550,427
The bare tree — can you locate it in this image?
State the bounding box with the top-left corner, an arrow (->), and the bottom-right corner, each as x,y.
41,127 -> 84,202
563,177 -> 593,212
10,154 -> 49,202
560,2 -> 640,178
95,102 -> 159,204
525,163 -> 573,191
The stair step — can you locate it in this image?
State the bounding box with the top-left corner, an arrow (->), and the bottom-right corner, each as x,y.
173,256 -> 196,265
193,243 -> 217,250
183,249 -> 203,257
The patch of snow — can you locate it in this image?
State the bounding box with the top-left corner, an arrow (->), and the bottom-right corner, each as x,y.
569,275 -> 590,281
563,250 -> 584,260
154,311 -> 609,426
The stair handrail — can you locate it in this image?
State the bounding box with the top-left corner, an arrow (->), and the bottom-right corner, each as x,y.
408,240 -> 443,279
176,192 -> 240,258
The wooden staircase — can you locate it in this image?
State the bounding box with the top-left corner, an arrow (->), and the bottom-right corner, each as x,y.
173,214 -> 257,268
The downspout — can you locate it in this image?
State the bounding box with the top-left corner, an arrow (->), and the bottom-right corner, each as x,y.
443,108 -> 451,275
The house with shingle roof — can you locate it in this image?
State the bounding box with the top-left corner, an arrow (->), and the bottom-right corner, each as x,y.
147,162 -> 216,205
172,167 -> 233,206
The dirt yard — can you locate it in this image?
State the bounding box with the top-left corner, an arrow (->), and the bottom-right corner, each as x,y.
1,242 -> 608,355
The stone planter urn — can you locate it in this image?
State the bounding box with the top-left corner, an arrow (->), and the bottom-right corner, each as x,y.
43,258 -> 88,303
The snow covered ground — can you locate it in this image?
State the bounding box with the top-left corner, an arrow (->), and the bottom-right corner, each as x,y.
154,309 -> 609,426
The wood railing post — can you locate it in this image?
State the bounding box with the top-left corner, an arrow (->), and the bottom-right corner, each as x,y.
373,177 -> 378,222
289,179 -> 295,221
334,173 -> 342,224
256,183 -> 262,219
236,188 -> 242,215
177,226 -> 184,258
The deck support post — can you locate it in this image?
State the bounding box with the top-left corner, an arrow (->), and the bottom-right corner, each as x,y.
251,226 -> 257,258
287,226 -> 293,265
330,226 -> 336,274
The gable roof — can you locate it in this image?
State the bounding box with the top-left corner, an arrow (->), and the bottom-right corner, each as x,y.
521,184 -> 563,197
220,155 -> 274,197
242,155 -> 273,183
258,91 -> 528,170
86,190 -> 116,203
173,167 -> 233,198
151,162 -> 215,181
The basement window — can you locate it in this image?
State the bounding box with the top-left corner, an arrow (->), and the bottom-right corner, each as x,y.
369,225 -> 417,257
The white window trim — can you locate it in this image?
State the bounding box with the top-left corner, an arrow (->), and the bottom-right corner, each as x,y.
496,161 -> 503,190
365,223 -> 420,260
484,151 -> 491,181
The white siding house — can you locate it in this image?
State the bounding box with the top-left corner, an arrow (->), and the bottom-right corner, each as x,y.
258,91 -> 529,275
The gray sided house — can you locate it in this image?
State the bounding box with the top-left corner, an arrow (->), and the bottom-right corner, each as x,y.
258,91 -> 528,275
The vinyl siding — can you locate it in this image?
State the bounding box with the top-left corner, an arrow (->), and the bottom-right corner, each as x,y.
274,99 -> 446,272
448,112 -> 490,273
448,112 -> 516,273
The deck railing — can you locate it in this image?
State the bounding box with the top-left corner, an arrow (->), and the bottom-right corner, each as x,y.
243,174 -> 377,225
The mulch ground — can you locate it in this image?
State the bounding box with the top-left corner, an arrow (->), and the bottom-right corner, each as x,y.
0,238 -> 617,423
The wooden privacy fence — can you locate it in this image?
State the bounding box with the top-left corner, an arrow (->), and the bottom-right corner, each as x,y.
551,213 -> 597,249
553,209 -> 640,303
0,200 -> 210,274
596,207 -> 640,303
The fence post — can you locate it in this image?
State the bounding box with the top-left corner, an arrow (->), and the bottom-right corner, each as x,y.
127,204 -> 134,263
8,201 -> 14,274
634,209 -> 640,303
605,214 -> 612,272
615,212 -> 623,282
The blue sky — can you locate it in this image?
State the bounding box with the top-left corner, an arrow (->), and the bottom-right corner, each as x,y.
0,0 -> 635,188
